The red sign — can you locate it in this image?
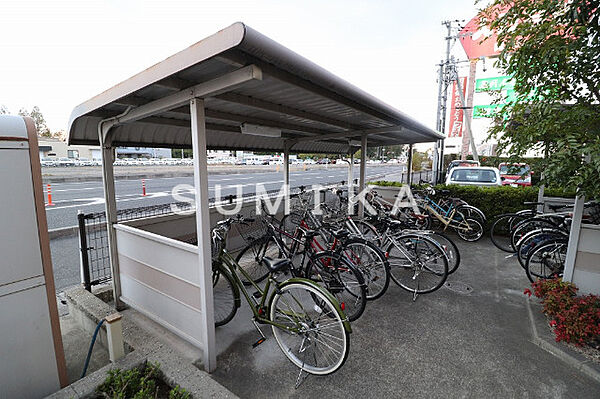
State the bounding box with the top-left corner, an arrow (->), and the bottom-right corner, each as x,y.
459,15 -> 501,59
448,77 -> 467,138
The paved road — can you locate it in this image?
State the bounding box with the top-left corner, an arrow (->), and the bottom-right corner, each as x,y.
45,165 -> 405,229
49,165 -> 406,292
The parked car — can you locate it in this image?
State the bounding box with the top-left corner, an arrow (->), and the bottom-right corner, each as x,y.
498,163 -> 532,186
76,157 -> 94,166
303,158 -> 316,165
40,157 -> 57,167
445,166 -> 501,187
446,159 -> 480,175
318,158 -> 331,164
57,157 -> 76,167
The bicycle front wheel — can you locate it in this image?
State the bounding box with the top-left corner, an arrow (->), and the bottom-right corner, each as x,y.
387,234 -> 448,294
212,265 -> 238,327
305,251 -> 367,322
269,281 -> 350,375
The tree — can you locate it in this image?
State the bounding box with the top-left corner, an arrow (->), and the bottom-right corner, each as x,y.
411,151 -> 431,172
18,106 -> 52,137
479,0 -> 600,199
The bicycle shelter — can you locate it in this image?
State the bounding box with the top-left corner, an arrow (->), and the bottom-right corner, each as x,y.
67,22 -> 443,372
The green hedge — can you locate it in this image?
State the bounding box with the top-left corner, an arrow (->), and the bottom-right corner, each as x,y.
368,181 -> 576,225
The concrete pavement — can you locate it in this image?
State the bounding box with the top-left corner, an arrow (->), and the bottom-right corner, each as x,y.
209,236 -> 600,398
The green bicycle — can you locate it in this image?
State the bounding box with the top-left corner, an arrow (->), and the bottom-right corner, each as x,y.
211,215 -> 352,376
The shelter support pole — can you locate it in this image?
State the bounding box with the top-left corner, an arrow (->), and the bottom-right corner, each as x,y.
563,195 -> 585,283
99,125 -> 125,310
407,144 -> 414,185
347,146 -> 354,214
537,184 -> 545,214
283,142 -> 291,214
358,134 -> 367,217
283,143 -> 290,187
432,141 -> 439,184
190,98 -> 217,372
438,139 -> 445,184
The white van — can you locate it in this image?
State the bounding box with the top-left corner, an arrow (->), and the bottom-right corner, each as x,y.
445,166 -> 502,187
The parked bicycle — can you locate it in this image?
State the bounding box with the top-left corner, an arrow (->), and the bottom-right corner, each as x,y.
211,215 -> 352,376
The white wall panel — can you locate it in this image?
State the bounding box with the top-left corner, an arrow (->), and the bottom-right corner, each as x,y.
120,274 -> 204,348
0,285 -> 60,398
0,149 -> 43,286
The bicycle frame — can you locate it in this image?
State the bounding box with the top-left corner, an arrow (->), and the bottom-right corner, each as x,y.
216,247 -> 300,332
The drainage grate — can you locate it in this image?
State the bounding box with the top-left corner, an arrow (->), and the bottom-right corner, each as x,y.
444,281 -> 473,295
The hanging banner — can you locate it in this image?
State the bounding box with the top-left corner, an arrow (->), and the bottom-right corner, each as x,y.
448,77 -> 467,137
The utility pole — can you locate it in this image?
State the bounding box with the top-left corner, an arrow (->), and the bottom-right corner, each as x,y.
434,20 -> 480,165
434,20 -> 460,183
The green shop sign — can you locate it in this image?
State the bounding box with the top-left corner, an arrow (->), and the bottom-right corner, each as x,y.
474,76 -> 515,119
475,76 -> 514,92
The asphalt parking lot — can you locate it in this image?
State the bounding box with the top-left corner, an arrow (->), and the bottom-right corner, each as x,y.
209,236 -> 600,398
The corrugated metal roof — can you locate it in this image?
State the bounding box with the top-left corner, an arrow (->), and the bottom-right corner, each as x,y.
68,22 -> 442,153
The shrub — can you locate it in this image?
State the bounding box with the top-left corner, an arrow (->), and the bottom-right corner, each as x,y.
526,278 -> 600,346
367,182 -> 576,228
97,362 -> 190,399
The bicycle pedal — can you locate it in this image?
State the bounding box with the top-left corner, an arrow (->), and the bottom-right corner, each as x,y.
252,291 -> 262,299
252,337 -> 266,348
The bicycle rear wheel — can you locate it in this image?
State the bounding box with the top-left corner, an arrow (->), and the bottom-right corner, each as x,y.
525,241 -> 567,283
269,281 -> 350,375
387,234 -> 448,294
341,238 -> 390,300
516,228 -> 566,270
490,213 -> 528,252
305,251 -> 367,322
455,218 -> 484,242
235,236 -> 282,285
511,218 -> 561,253
426,232 -> 460,274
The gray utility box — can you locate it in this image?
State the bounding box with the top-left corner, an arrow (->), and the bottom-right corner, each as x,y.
0,115 -> 67,397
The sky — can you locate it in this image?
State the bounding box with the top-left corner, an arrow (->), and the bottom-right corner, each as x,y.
0,0 -> 480,135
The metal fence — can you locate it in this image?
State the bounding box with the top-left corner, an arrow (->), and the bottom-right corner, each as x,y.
78,202 -> 193,291
77,187 -> 333,291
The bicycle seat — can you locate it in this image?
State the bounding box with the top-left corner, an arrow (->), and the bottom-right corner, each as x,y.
261,257 -> 293,273
449,197 -> 466,205
386,219 -> 406,229
302,229 -> 321,240
331,228 -> 350,239
440,189 -> 450,195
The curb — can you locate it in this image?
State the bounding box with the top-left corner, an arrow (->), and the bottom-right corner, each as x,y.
41,164 -> 366,184
52,287 -> 239,399
48,225 -> 79,239
526,297 -> 600,384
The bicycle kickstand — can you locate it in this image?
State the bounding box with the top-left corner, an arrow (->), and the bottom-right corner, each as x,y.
251,320 -> 267,348
295,337 -> 312,389
412,281 -> 420,302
